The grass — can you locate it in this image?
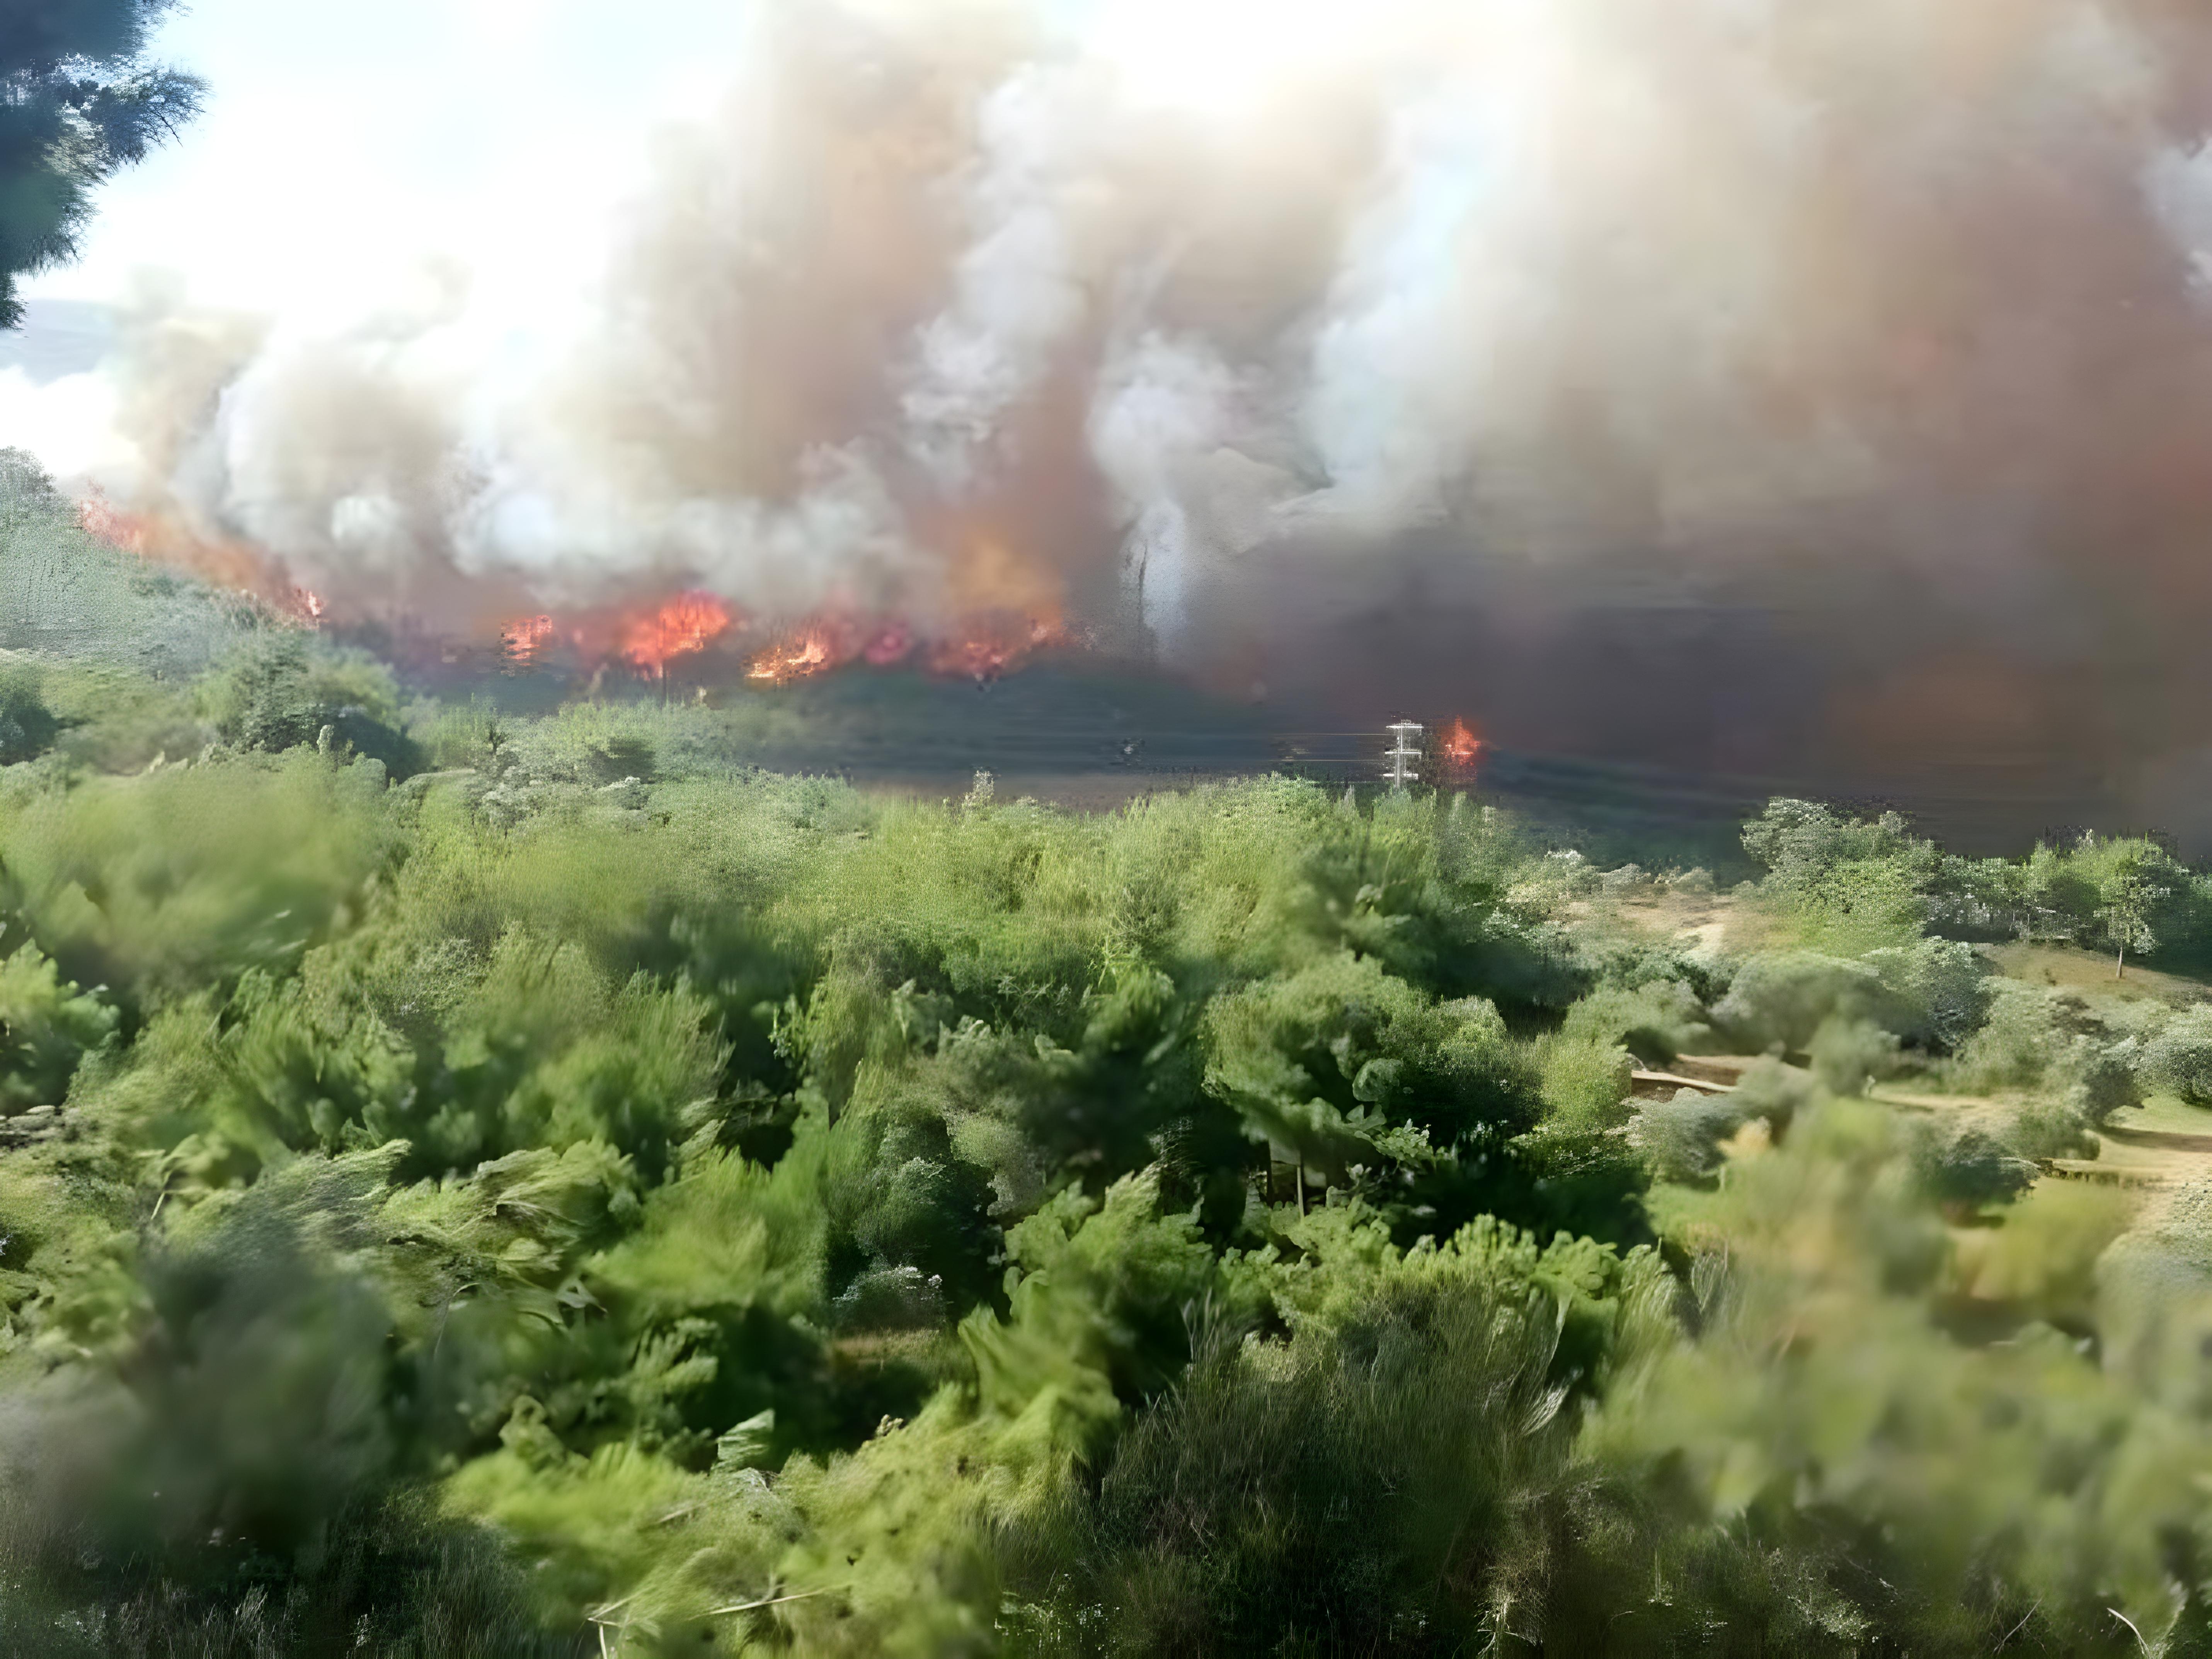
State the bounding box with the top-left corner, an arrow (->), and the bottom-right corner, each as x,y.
2112,1094 -> 2212,1140
1981,941 -> 2212,1008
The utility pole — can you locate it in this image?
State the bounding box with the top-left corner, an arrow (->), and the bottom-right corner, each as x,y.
1384,721 -> 1423,792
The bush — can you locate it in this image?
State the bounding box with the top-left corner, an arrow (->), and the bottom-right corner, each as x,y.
0,1160 -> 575,1657
1009,1214 -> 1669,1654
1997,1096 -> 2099,1164
1535,1032 -> 1636,1132
1560,977 -> 1711,1066
2140,1006 -> 2212,1105
1810,1016 -> 1901,1097
1711,949 -> 1896,1054
1862,938 -> 1992,1052
1714,940 -> 1994,1061
1741,799 -> 1934,949
196,633 -> 418,774
1948,982 -> 2139,1125
1629,1088 -> 1747,1183
1912,1124 -> 2035,1212
0,937 -> 116,1113
0,750 -> 399,1005
0,660 -> 58,765
2058,1032 -> 2142,1125
1954,982 -> 2083,1093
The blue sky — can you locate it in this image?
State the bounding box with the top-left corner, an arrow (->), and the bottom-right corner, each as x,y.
25,0 -> 758,311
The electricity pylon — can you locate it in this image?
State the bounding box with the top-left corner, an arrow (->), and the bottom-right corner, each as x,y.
1384,721 -> 1423,791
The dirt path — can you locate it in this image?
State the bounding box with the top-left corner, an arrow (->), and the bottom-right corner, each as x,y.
1633,1046 -> 2212,1203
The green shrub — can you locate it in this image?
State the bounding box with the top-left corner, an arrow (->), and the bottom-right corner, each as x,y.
1560,977 -> 1711,1065
9,589 -> 2212,1655
1534,1031 -> 1636,1132
1809,1016 -> 1901,1097
0,750 -> 400,1006
0,1157 -> 574,1656
2058,1032 -> 2142,1125
1953,980 -> 2077,1093
1712,949 -> 1897,1054
0,660 -> 58,765
2140,1006 -> 2212,1105
1912,1124 -> 2035,1212
1629,1087 -> 1747,1183
0,936 -> 116,1113
1009,1213 -> 1670,1654
1861,937 -> 1991,1052
196,633 -> 418,774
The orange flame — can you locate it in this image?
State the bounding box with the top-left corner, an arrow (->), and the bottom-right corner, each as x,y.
901,532 -> 1076,681
77,493 -> 149,554
620,591 -> 733,677
747,626 -> 837,684
745,614 -> 928,683
748,614 -> 856,684
924,611 -> 1070,681
1442,718 -> 1484,771
734,604 -> 1071,688
78,489 -> 311,620
501,614 -> 555,664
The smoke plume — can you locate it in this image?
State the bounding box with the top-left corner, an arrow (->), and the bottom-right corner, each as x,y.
65,0 -> 2212,840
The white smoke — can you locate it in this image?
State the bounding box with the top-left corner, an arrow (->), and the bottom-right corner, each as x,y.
29,0 -> 2212,817
0,369 -> 127,482
901,61 -> 1111,488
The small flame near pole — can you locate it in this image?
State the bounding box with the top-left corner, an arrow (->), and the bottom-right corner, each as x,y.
1442,718 -> 1483,773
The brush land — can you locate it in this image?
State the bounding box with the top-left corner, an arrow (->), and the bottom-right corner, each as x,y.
14,450 -> 2212,1654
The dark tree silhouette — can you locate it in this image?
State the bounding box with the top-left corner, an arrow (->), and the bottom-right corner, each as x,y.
0,0 -> 203,327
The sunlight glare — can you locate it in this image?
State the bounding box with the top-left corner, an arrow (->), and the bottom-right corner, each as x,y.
1085,0 -> 1367,117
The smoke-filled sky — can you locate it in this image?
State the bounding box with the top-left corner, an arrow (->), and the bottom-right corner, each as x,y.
18,0 -> 2212,841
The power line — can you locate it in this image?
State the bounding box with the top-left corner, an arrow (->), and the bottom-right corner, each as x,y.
1384,721 -> 1422,791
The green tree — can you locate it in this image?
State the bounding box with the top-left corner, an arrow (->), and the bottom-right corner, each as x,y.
1,1 -> 203,327
2093,841 -> 2172,979
1740,798 -> 1936,950
195,630 -> 420,772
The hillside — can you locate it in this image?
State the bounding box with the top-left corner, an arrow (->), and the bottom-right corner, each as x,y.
10,460 -> 2212,1652
0,453 -> 262,678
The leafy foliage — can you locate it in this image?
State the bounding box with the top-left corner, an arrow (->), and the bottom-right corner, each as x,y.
0,1 -> 203,326
195,631 -> 419,773
12,494 -> 2212,1649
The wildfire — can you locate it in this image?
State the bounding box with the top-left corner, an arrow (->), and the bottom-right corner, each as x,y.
501,614 -> 555,664
740,605 -> 1068,686
77,493 -> 149,554
72,486 -> 1087,688
747,626 -> 837,684
77,488 -> 312,620
1442,718 -> 1484,771
744,612 -> 875,684
861,621 -> 913,666
620,592 -> 734,677
925,612 -> 1070,682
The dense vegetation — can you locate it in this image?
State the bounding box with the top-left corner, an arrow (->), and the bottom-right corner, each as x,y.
14,456 -> 2212,1654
